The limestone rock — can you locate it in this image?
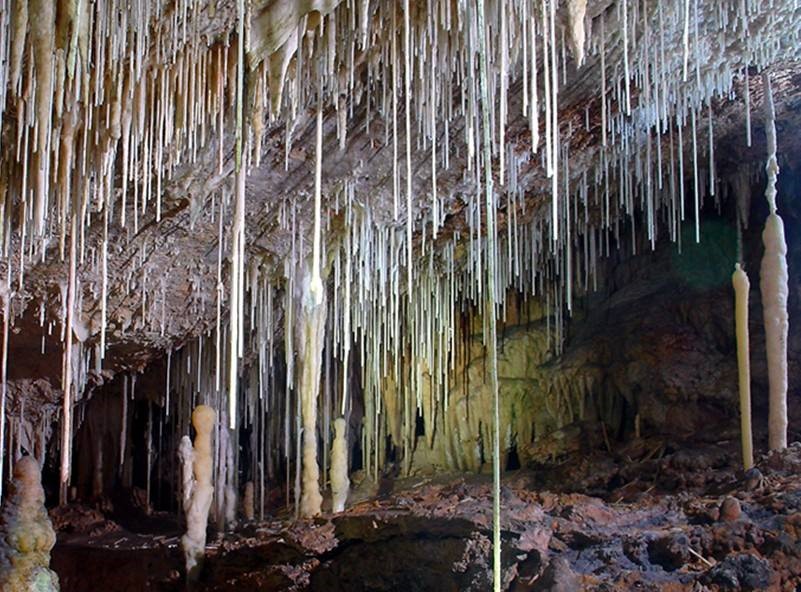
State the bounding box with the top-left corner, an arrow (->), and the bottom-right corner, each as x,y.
720,496 -> 742,522
703,553 -> 774,590
531,557 -> 578,592
647,532 -> 690,570
0,456 -> 60,592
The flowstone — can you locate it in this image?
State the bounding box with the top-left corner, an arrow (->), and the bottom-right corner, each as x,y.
0,456 -> 59,592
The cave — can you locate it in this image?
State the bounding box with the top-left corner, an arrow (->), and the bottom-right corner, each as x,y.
0,0 -> 801,590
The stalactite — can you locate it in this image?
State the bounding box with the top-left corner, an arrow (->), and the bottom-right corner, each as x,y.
310,105 -> 324,305
566,0 -> 588,67
8,0 -> 27,95
228,0 -> 248,431
0,0 -> 794,565
475,0 -> 502,588
404,0 -> 414,300
59,214 -> 78,506
30,0 -> 55,238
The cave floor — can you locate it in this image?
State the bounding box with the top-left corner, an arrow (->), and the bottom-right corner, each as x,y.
50,439 -> 801,591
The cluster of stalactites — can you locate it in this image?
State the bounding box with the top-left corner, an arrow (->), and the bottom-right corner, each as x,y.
3,0 -> 798,523
0,0 -> 797,388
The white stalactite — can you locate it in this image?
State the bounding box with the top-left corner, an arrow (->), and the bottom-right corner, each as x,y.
566,0 -> 588,66
310,105 -> 324,305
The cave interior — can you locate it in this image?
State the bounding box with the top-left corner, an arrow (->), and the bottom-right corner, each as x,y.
0,0 -> 801,590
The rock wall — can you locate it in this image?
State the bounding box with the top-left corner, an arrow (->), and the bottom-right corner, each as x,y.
404,175 -> 801,474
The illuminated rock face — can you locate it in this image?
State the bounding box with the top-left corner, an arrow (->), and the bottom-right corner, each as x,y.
405,226 -> 780,475
0,457 -> 59,592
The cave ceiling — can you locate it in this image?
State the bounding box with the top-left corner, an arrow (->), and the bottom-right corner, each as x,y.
0,0 -> 799,387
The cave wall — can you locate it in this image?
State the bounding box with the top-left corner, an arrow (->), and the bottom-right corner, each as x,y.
404,166 -> 801,475
12,164 -> 801,506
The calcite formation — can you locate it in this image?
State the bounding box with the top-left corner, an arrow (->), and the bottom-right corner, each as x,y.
0,456 -> 59,592
243,481 -> 255,521
299,269 -> 327,518
181,405 -> 216,581
760,74 -> 789,452
330,417 -> 350,513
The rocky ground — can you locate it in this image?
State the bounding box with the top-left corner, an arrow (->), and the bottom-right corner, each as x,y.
50,438 -> 801,591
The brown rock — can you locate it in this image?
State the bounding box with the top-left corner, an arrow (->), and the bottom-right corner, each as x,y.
720,496 -> 742,522
531,557 -> 579,592
647,532 -> 691,570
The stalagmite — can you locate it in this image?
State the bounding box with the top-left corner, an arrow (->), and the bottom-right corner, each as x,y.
329,417 -> 349,513
0,457 -> 59,592
733,264 -> 753,470
0,0 -> 797,587
243,481 -> 255,521
92,439 -> 103,498
60,214 -> 78,506
761,212 -> 788,452
299,269 -> 327,518
181,405 -> 216,581
760,73 -> 788,452
223,433 -> 237,527
178,435 -> 193,513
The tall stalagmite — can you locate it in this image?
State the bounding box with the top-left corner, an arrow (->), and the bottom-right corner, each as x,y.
330,417 -> 349,513
760,73 -> 789,451
0,457 -> 59,592
178,435 -> 194,514
733,264 -> 754,469
181,405 -> 216,581
299,270 -> 327,518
